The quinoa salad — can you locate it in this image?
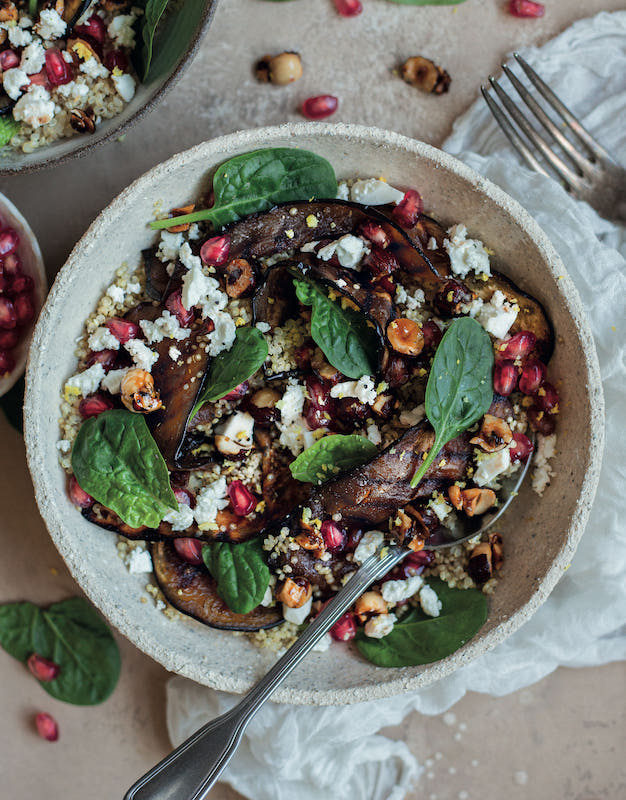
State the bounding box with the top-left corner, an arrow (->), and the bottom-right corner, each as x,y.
57,148 -> 559,666
0,1 -> 140,153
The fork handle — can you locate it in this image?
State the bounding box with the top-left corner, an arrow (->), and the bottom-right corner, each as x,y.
123,545 -> 407,800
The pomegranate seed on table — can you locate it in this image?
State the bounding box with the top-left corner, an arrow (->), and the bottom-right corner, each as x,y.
301,95 -> 338,120
527,405 -> 556,435
44,49 -> 73,87
221,381 -> 249,401
493,360 -> 518,396
200,235 -> 230,266
79,393 -> 114,419
333,0 -> 362,17
391,190 -> 423,229
0,296 -> 17,329
35,712 -> 59,742
13,293 -> 35,325
165,289 -> 194,326
535,382 -> 559,413
3,253 -> 21,275
508,0 -> 545,18
105,317 -> 139,343
518,358 -> 545,394
68,474 -> 94,509
321,520 -> 346,553
173,538 -> 204,565
0,329 -> 19,349
330,612 -> 357,642
0,228 -> 19,256
73,15 -> 106,44
495,330 -> 537,361
104,49 -> 129,73
358,221 -> 390,248
0,50 -> 19,71
85,348 -> 117,372
421,319 -> 443,352
228,480 -> 257,516
509,432 -> 534,462
27,654 -> 60,683
0,349 -> 15,375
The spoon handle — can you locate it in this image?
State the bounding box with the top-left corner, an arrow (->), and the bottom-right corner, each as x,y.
123,545 -> 407,800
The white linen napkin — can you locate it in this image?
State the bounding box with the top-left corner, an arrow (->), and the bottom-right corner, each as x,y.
167,12 -> 626,799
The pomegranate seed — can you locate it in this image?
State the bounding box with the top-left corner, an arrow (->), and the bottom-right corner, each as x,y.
509,432 -> 534,462
364,245 -> 400,276
3,253 -> 21,275
73,15 -> 106,44
221,381 -> 248,401
85,348 -> 117,372
105,317 -> 139,344
165,289 -> 194,327
79,393 -> 114,419
44,49 -> 73,87
104,49 -> 129,73
294,344 -> 314,370
0,349 -> 15,375
304,377 -> 334,430
173,487 -> 194,506
535,381 -> 559,413
321,519 -> 346,553
0,228 -> 19,256
495,330 -> 536,361
200,235 -> 230,267
330,612 -> 357,641
358,221 -> 390,248
13,293 -> 35,326
29,70 -> 49,87
391,189 -> 423,229
333,0 -> 362,16
493,360 -> 518,396
422,320 -> 443,352
301,95 -> 338,120
0,328 -> 19,349
527,405 -> 556,435
35,712 -> 59,742
227,480 -> 257,516
27,654 -> 60,682
508,0 -> 545,18
68,474 -> 94,509
0,50 -> 19,71
0,296 -> 17,329
346,526 -> 363,550
8,272 -> 34,295
173,537 -> 204,565
519,359 -> 545,395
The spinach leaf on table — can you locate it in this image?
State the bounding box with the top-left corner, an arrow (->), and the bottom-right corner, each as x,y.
71,409 -> 177,528
289,434 -> 378,485
150,148 -> 337,230
410,316 -> 493,488
356,579 -> 487,667
0,597 -> 120,705
203,539 -> 270,615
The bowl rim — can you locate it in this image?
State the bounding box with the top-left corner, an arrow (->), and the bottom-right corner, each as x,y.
24,122 -> 605,705
0,0 -> 218,176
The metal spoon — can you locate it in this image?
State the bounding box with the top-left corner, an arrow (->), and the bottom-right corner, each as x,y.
124,450 -> 532,800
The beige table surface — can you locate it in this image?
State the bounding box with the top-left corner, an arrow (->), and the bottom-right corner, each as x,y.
1,1 -> 625,798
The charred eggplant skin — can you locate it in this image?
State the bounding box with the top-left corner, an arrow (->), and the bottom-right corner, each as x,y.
151,541 -> 282,631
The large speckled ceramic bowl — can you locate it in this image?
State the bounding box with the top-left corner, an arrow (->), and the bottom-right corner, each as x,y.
0,1 -> 217,175
24,123 -> 603,705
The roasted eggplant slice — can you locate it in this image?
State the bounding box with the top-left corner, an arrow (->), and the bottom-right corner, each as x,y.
151,541 -> 282,631
83,503 -> 202,542
270,546 -> 355,595
142,247 -> 171,301
252,262 -> 300,331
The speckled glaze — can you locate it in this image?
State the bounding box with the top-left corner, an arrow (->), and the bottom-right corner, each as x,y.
24,124 -> 604,705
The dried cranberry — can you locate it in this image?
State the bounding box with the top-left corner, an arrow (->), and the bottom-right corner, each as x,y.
200,235 -> 230,266
508,0 -> 545,18
35,712 -> 59,742
0,328 -> 19,349
433,279 -> 472,316
0,349 -> 15,375
301,95 -> 338,120
509,432 -> 534,462
358,221 -> 390,249
495,330 -> 536,361
493,360 -> 518,396
44,49 -> 73,87
68,474 -> 94,509
0,297 -> 17,329
104,49 -> 129,72
527,405 -> 556,435
330,612 -> 357,641
333,0 -> 362,16
173,538 -> 204,565
304,377 -> 334,430
321,520 -> 346,553
535,382 -> 559,413
421,319 -> 443,352
0,228 -> 19,257
165,289 -> 194,327
105,317 -> 139,344
79,393 -> 114,419
27,654 -> 60,683
384,354 -> 410,388
519,359 -> 545,395
85,348 -> 118,372
228,480 -> 257,516
73,15 -> 106,44
391,189 -> 423,229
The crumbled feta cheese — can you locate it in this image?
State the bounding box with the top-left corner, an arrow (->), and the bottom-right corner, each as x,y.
399,403 -> 425,427
276,380 -> 312,456
395,283 -> 425,310
156,230 -> 184,263
366,422 -> 382,446
55,80 -> 90,101
428,494 -> 453,521
474,447 -> 512,488
255,321 -> 271,334
20,40 -> 45,74
194,477 -> 229,529
353,530 -> 385,563
13,85 -> 55,128
162,503 -> 195,532
35,9 -> 66,41
207,311 -> 236,356
87,326 -> 121,352
126,547 -> 153,574
462,297 -> 484,318
427,236 -> 438,250
62,50 -> 73,64
188,223 -> 201,241
300,241 -> 319,253
444,224 -> 492,279
124,339 -> 159,371
260,585 -> 273,607
382,575 -> 424,605
179,241 -> 201,271
364,613 -> 397,638
126,281 -> 142,295
350,179 -> 405,206
65,363 -> 105,397
79,58 -> 109,79
317,234 -> 370,269
330,375 -> 377,405
531,433 -> 557,496
100,368 -> 129,395
419,585 -> 442,617
56,439 -> 71,454
106,285 -> 126,304
168,345 -> 181,361
19,15 -> 33,28
107,14 -> 136,48
140,310 -> 192,345
312,632 -> 332,652
215,411 -> 255,453
283,596 -> 312,625
336,181 -> 349,201
112,72 -> 136,103
8,25 -> 32,47
3,68 -> 29,101
476,290 -> 518,340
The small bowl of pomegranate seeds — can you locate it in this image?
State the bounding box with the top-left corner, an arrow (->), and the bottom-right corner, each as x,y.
24,124 -> 602,704
0,192 -> 45,396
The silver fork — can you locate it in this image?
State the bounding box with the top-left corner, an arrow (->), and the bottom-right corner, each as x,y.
481,53 -> 626,224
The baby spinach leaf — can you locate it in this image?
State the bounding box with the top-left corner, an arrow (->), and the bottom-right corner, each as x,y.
150,148 -> 337,230
71,409 -> 177,528
356,579 -> 487,667
140,0 -> 208,82
191,327 -> 268,417
202,539 -> 270,615
0,597 -> 120,705
293,276 -> 379,379
410,317 -> 493,488
0,115 -> 20,148
137,0 -> 170,81
289,434 -> 378,485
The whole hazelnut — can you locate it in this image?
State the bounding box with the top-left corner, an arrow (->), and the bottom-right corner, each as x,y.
256,52 -> 303,85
